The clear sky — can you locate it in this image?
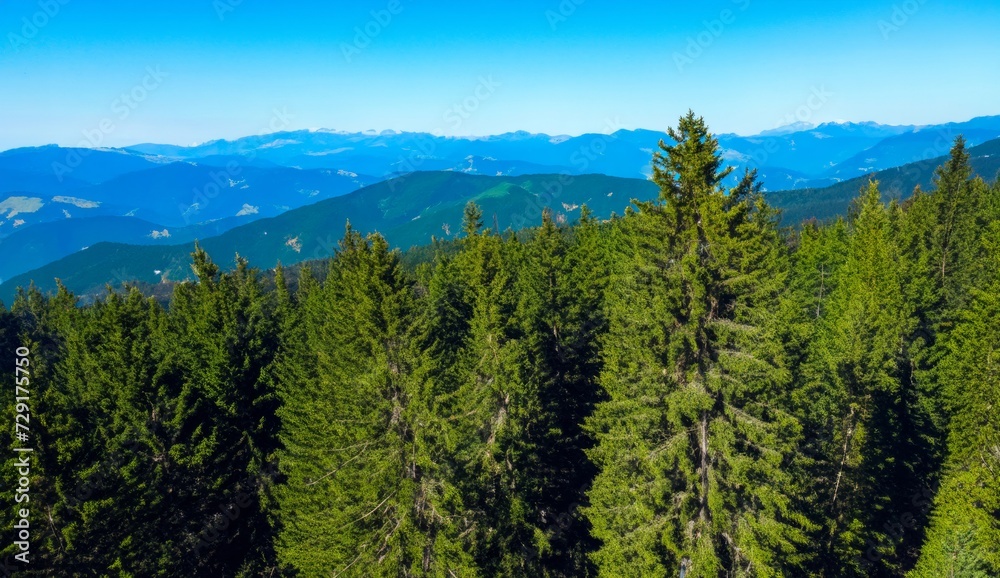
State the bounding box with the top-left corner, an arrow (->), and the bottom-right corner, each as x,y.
2,0 -> 999,149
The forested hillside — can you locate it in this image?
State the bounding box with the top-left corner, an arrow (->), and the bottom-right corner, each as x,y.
0,173 -> 659,303
767,134 -> 1000,224
1,114 -> 997,577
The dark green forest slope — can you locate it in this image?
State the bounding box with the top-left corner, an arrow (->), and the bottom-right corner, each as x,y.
0,173 -> 659,303
1,114 -> 997,577
767,135 -> 1000,224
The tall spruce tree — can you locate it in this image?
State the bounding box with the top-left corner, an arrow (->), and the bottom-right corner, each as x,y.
803,183 -> 939,576
0,284 -> 83,575
151,249 -> 283,576
909,223 -> 1000,577
513,208 -> 606,576
897,140 -> 988,442
44,287 -> 171,574
439,206 -> 539,576
892,140 -> 993,575
585,112 -> 810,577
275,226 -> 477,576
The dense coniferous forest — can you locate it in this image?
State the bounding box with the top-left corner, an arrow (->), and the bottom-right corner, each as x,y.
2,113 -> 998,577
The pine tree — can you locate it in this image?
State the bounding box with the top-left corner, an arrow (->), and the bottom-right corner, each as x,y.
464,201 -> 485,237
890,140 -> 995,575
0,258 -> 284,576
141,248 -> 284,576
513,208 -> 605,576
437,208 -> 540,576
0,284 -> 83,575
909,220 -> 1000,577
585,112 -> 810,577
927,138 -> 985,311
45,287 -> 168,574
801,182 -> 945,576
897,140 -> 988,436
787,218 -> 849,325
783,218 -> 850,459
275,225 -> 477,576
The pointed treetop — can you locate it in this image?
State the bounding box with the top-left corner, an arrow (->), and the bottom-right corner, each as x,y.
653,111 -> 734,203
190,242 -> 219,284
934,136 -> 972,195
274,262 -> 290,305
338,220 -> 364,254
463,201 -> 484,236
368,232 -> 391,256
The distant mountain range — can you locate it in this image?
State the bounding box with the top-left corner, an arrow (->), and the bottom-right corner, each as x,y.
4,132 -> 1000,304
120,116 -> 1000,191
0,150 -> 370,234
2,115 -> 999,295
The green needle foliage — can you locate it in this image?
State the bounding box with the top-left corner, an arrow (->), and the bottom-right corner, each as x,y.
585,112 -> 810,577
274,226 -> 478,576
909,220 -> 1000,578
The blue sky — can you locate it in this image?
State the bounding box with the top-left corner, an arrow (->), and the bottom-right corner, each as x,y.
2,0 -> 999,149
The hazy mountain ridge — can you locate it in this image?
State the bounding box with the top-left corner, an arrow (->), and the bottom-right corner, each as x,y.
1,161 -> 371,235
769,135 -> 1000,223
5,133 -> 1000,303
0,172 -> 659,302
4,115 -> 1000,291
116,115 -> 1000,187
